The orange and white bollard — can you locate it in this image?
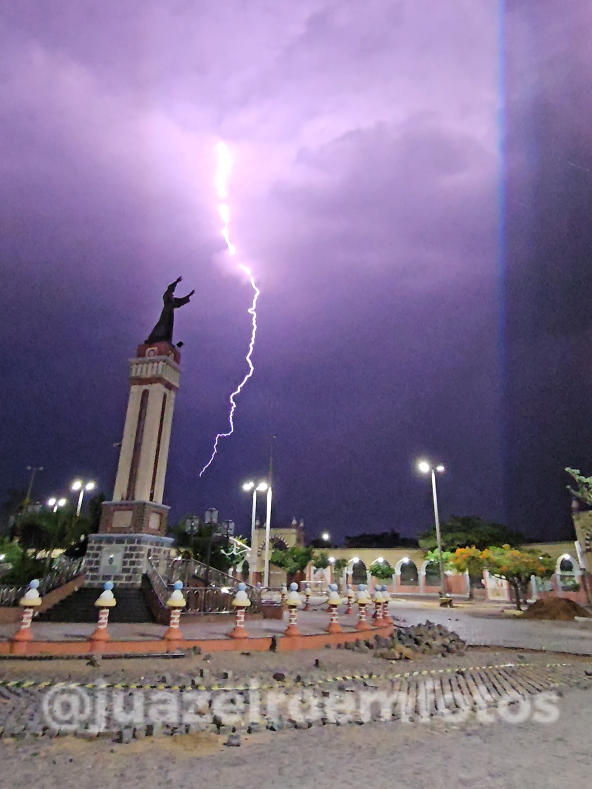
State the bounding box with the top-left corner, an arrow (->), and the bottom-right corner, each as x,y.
355,584 -> 372,632
164,581 -> 186,641
303,584 -> 312,611
229,583 -> 251,638
326,584 -> 342,634
345,584 -> 355,615
12,580 -> 42,648
280,583 -> 288,607
381,585 -> 391,623
372,586 -> 386,626
284,583 -> 302,636
90,582 -> 116,645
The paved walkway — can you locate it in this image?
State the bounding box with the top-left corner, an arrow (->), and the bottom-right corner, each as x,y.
389,601 -> 592,655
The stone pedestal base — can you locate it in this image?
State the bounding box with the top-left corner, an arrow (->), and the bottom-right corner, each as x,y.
84,533 -> 174,588
99,500 -> 169,535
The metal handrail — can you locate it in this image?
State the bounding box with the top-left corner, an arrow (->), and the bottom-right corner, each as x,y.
0,557 -> 85,607
146,556 -> 261,614
146,557 -> 170,606
167,557 -> 245,590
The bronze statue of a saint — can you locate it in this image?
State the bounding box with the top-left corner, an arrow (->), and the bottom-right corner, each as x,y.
146,277 -> 194,344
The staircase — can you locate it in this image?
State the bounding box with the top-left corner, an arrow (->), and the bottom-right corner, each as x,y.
39,587 -> 155,623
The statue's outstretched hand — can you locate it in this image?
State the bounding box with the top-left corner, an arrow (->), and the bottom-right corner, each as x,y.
176,276 -> 183,284
188,289 -> 195,298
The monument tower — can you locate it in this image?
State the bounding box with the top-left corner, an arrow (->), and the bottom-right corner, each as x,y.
84,277 -> 194,587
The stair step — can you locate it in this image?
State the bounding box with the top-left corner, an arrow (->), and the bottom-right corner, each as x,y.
39,587 -> 155,623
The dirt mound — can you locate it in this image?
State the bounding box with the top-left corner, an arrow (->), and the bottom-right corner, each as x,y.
523,597 -> 591,621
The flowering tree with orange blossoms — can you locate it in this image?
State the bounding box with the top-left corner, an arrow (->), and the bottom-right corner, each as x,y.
482,546 -> 555,610
447,545 -> 555,610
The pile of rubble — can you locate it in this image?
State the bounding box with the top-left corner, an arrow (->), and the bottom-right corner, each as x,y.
376,621 -> 466,660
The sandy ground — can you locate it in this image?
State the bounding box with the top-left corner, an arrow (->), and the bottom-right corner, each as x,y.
0,683 -> 589,789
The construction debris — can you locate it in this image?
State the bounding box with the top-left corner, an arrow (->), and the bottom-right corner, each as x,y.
376,622 -> 466,660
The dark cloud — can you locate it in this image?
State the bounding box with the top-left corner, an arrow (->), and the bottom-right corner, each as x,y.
8,1 -> 586,543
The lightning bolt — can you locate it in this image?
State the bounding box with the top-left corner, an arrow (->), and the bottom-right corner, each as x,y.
199,142 -> 259,477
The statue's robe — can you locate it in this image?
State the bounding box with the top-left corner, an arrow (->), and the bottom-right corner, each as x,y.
146,281 -> 191,344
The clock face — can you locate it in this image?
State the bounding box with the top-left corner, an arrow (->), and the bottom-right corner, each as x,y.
146,346 -> 158,357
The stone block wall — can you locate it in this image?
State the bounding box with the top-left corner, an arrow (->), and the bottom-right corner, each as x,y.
84,533 -> 174,588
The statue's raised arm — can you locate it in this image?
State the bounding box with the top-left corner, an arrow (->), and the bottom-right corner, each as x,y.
146,277 -> 194,345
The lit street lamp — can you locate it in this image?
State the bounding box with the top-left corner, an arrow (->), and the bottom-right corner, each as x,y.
242,480 -> 268,585
417,460 -> 446,594
47,497 -> 67,514
321,532 -> 330,543
71,479 -> 96,517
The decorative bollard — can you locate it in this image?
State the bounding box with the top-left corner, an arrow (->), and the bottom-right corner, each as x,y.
284,582 -> 302,636
90,582 -> 116,645
355,584 -> 372,631
326,583 -> 342,633
303,583 -> 312,611
229,583 -> 251,638
372,586 -> 385,626
345,584 -> 355,615
164,580 -> 186,641
381,585 -> 391,624
280,583 -> 288,607
12,579 -> 42,647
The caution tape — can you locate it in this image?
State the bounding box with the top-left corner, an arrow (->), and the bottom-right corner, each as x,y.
0,660 -> 587,692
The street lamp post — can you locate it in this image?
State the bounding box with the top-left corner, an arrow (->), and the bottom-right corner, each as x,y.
263,485 -> 273,588
418,460 -> 446,595
25,466 -> 44,509
242,481 -> 268,585
71,480 -> 96,517
47,497 -> 67,514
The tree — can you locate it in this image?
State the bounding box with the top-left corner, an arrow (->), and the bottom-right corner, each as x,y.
308,537 -> 336,548
173,519 -> 242,575
437,546 -> 484,577
313,551 -> 330,570
566,467 -> 592,507
369,560 -> 394,580
331,557 -> 348,585
1,489 -> 29,539
270,545 -> 315,582
87,493 -> 106,534
345,530 -> 418,549
18,507 -> 88,573
448,544 -> 554,610
419,516 -> 523,552
0,537 -> 24,568
1,552 -> 46,586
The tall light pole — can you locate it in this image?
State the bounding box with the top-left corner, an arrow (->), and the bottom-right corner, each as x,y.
71,479 -> 96,517
24,465 -> 44,509
242,480 -> 268,584
418,460 -> 446,595
264,434 -> 276,589
263,484 -> 273,587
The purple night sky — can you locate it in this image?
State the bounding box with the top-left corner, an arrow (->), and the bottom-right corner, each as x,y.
1,2 -> 591,542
